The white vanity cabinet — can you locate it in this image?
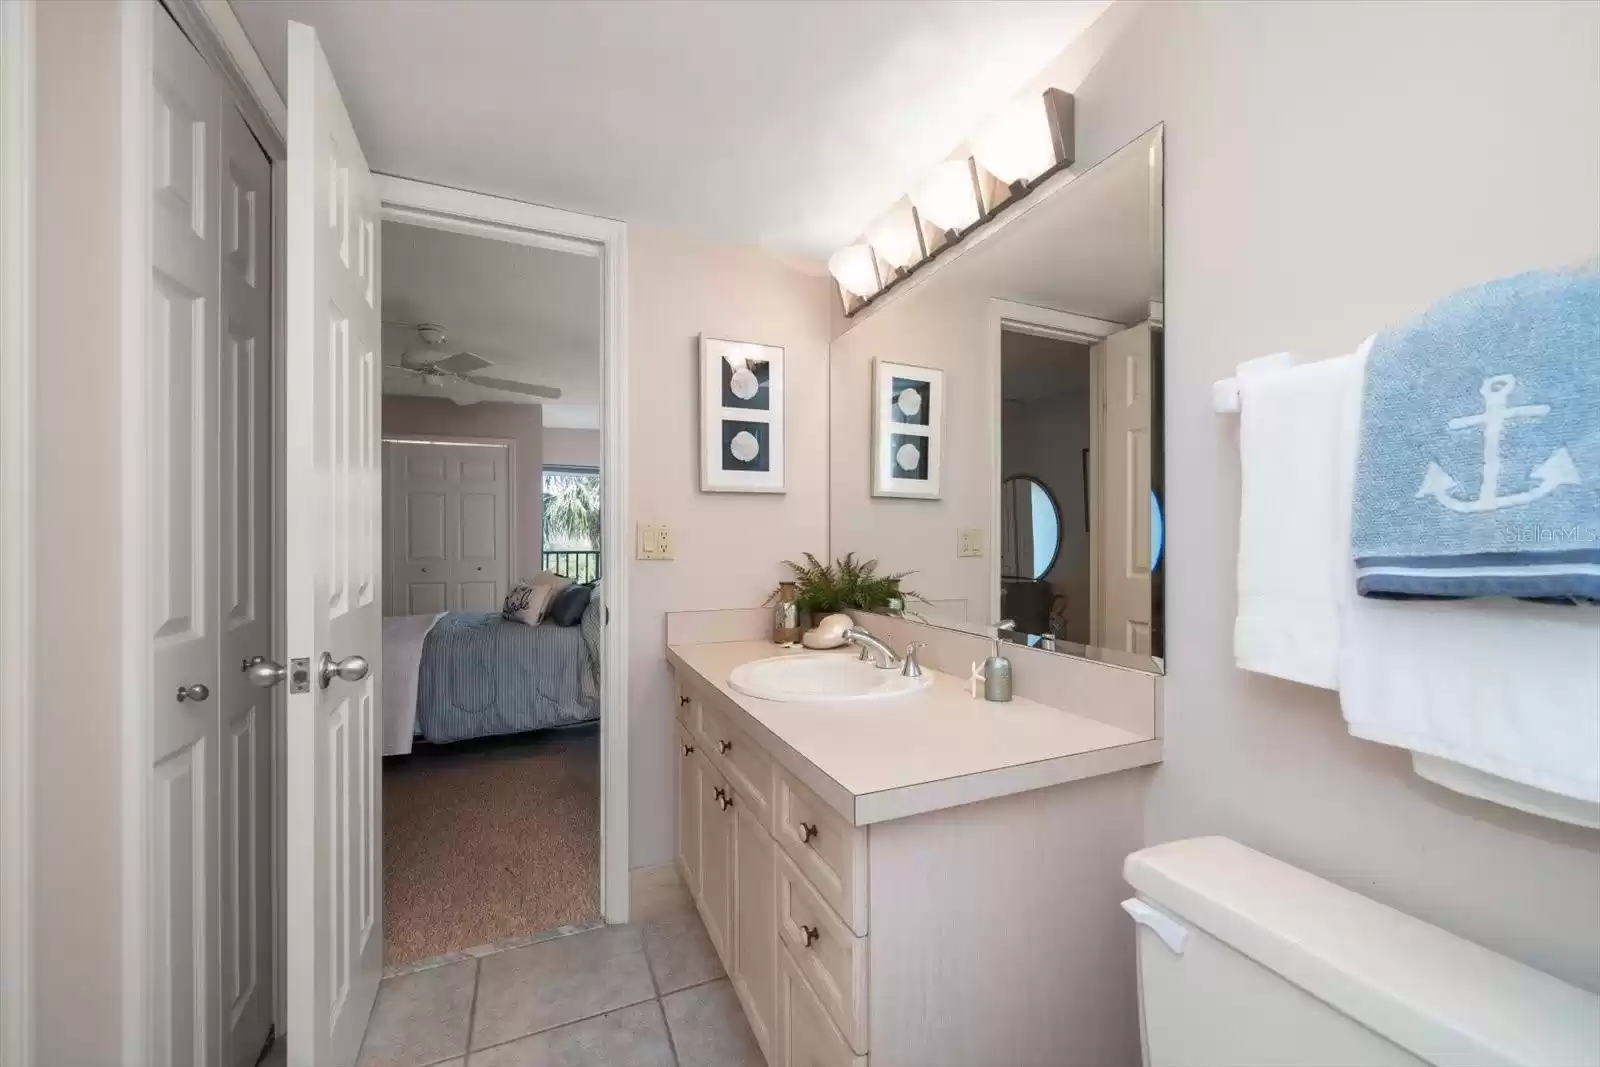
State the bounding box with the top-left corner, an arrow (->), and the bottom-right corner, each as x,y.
669,644 -> 1157,1067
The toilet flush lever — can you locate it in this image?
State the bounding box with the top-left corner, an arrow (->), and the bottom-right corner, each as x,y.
1121,898 -> 1187,955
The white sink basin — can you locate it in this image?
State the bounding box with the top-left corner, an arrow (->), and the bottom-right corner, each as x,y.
727,652 -> 933,703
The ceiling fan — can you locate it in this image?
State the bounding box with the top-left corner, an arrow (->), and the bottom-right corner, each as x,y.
383,321 -> 562,402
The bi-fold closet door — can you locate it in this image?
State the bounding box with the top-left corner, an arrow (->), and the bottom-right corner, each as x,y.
147,7 -> 275,1066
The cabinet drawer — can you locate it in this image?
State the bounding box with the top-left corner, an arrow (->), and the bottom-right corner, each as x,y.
773,767 -> 868,935
776,852 -> 867,1054
776,944 -> 865,1067
699,698 -> 775,832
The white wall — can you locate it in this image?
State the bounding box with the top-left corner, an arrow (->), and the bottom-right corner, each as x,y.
382,395 -> 545,583
544,426 -> 601,469
31,3 -> 128,1061
1048,0 -> 1600,989
628,225 -> 831,868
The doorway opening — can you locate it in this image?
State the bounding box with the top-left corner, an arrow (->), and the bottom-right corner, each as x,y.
375,216 -> 607,969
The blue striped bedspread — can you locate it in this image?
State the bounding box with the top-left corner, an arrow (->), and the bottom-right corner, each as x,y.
415,602 -> 600,744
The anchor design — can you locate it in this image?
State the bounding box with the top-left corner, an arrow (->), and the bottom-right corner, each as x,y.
1416,374 -> 1581,514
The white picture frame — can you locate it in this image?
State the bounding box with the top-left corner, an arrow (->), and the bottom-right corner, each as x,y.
872,359 -> 943,498
700,335 -> 785,493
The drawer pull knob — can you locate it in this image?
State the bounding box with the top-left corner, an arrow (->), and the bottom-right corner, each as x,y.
681,743 -> 694,757
717,790 -> 733,811
798,821 -> 819,844
801,924 -> 820,947
716,739 -> 732,754
679,696 -> 691,707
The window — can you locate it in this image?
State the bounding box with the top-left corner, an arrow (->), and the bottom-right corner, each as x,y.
541,465 -> 601,581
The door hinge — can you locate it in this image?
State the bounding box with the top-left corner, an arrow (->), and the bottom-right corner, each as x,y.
289,657 -> 312,694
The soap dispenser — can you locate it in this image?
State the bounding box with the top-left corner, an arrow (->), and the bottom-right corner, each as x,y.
982,620 -> 1015,702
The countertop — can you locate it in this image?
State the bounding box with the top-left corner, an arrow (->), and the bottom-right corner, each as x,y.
666,640 -> 1162,825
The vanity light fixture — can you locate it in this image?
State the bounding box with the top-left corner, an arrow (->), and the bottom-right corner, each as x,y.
833,88 -> 1076,317
866,201 -> 926,275
972,87 -> 1075,191
910,158 -> 983,235
827,244 -> 882,302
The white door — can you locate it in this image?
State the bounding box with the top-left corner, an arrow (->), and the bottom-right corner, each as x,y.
1090,322 -> 1153,654
284,21 -> 385,1067
382,439 -> 512,614
149,10 -> 222,1064
217,99 -> 275,1067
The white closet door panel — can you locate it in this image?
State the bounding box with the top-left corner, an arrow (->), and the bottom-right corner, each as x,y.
150,9 -> 222,1067
382,440 -> 511,615
217,100 -> 274,1067
285,21 -> 385,1064
1092,323 -> 1154,656
459,492 -> 498,560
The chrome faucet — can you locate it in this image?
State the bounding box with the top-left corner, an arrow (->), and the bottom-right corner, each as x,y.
842,626 -> 899,670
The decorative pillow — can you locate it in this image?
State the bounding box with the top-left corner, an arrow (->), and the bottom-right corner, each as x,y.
502,582 -> 556,626
546,582 -> 595,627
531,570 -> 575,594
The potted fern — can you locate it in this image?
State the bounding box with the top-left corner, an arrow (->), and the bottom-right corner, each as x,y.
766,552 -> 924,633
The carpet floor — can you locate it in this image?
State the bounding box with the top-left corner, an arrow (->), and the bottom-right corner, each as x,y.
383,723 -> 600,966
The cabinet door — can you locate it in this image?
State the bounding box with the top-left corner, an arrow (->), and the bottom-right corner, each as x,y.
732,801 -> 777,1058
697,753 -> 734,964
776,947 -> 865,1067
676,723 -> 700,899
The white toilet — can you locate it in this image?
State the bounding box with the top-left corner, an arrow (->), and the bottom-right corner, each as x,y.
1122,837 -> 1600,1067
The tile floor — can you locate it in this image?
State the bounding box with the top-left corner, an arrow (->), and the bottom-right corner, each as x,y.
354,901 -> 763,1067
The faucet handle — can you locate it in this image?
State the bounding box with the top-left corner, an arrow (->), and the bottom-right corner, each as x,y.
902,641 -> 927,678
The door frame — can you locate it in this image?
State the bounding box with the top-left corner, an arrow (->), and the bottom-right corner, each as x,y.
376,174 -> 632,928
0,2 -> 36,1064
985,299 -> 1124,627
381,433 -> 519,614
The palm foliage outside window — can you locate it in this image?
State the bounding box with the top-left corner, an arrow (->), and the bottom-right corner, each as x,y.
542,466 -> 601,581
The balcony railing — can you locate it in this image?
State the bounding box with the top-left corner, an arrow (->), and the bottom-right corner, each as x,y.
542,549 -> 600,583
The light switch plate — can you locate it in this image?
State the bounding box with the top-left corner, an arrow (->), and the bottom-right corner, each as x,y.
637,522 -> 676,560
958,527 -> 986,558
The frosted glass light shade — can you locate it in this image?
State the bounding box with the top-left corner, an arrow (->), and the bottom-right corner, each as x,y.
866,205 -> 923,270
972,95 -> 1056,185
828,244 -> 881,299
911,159 -> 981,232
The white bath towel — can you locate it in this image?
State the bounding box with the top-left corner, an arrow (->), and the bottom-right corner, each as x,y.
381,612 -> 445,757
1233,346 -> 1368,689
1334,346 -> 1600,805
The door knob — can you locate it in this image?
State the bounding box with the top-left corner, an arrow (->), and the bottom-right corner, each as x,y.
318,652 -> 370,689
242,656 -> 287,689
176,683 -> 210,703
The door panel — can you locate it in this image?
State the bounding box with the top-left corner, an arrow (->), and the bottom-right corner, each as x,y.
217,99 -> 274,1067
732,803 -> 776,1057
383,440 -> 511,614
698,754 -> 733,963
150,9 -> 222,1066
285,21 -> 384,1065
1091,323 -> 1153,655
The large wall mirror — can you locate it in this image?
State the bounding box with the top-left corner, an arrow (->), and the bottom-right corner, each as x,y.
828,125 -> 1165,673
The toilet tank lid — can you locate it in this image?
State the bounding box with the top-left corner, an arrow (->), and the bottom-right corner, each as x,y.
1124,837 -> 1600,1067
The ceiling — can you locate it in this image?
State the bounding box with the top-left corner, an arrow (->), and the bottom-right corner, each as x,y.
381,220 -> 602,427
233,0 -> 1111,264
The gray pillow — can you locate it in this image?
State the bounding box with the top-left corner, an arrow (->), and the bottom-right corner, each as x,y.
546,581 -> 594,627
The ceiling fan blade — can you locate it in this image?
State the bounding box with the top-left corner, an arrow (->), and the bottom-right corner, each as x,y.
465,375 -> 563,400
384,364 -> 428,377
433,350 -> 493,375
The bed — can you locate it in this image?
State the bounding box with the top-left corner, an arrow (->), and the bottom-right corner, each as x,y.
381,594 -> 601,755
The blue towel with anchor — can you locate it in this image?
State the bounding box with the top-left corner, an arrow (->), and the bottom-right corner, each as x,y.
1352,265 -> 1600,601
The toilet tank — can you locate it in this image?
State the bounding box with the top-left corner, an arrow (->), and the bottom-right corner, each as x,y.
1123,837 -> 1600,1067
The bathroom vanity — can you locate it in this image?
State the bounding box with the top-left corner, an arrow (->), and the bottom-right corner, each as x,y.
666,640 -> 1162,1067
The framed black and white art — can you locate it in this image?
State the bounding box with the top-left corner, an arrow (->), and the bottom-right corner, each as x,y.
872,359 -> 943,498
699,336 -> 785,493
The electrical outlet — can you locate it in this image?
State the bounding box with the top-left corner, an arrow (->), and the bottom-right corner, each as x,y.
636,522 -> 676,560
957,527 -> 986,558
